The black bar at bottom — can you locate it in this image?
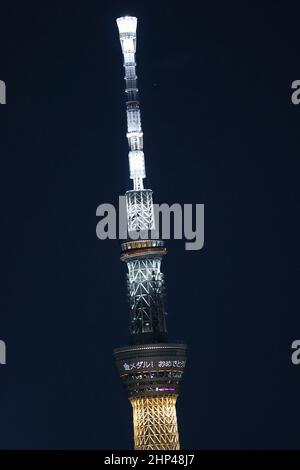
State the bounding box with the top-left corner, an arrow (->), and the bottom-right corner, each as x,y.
0,450 -> 299,466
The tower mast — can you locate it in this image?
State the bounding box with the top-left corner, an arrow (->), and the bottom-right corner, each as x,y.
114,16 -> 187,451
117,16 -> 145,192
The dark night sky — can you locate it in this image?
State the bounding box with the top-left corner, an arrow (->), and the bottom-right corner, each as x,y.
0,0 -> 299,449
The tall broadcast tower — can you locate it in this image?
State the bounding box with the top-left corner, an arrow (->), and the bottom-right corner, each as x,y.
114,16 -> 187,451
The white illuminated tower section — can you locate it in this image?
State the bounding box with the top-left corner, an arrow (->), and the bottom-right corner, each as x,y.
117,16 -> 154,232
114,16 -> 187,451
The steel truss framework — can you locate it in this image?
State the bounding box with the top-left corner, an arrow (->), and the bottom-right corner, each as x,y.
126,190 -> 155,232
127,257 -> 166,336
130,396 -> 180,450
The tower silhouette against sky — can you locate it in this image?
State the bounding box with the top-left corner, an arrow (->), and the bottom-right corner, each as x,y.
113,16 -> 187,451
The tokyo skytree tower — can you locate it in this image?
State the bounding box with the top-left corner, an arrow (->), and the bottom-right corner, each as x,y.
113,16 -> 187,451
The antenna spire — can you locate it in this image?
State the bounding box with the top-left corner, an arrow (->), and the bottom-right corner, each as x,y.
117,16 -> 145,191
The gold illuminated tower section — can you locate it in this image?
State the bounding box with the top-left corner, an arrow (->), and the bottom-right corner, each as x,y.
114,16 -> 187,451
131,396 -> 179,450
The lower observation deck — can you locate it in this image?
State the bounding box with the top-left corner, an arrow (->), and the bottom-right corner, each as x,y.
114,343 -> 187,398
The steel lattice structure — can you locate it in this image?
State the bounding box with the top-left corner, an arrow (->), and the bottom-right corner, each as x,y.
131,397 -> 180,450
126,257 -> 166,339
126,190 -> 155,232
113,16 -> 187,451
